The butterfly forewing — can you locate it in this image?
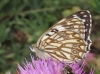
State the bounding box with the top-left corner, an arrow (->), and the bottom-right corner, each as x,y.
31,10 -> 92,63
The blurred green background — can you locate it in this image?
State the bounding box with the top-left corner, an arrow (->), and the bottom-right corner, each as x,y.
0,0 -> 100,74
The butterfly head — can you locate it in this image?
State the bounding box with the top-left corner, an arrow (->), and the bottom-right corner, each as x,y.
29,44 -> 50,59
29,44 -> 37,52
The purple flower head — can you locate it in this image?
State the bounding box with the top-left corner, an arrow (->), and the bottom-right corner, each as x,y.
69,61 -> 94,74
18,56 -> 94,74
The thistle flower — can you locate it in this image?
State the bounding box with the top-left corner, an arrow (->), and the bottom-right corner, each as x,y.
18,56 -> 94,74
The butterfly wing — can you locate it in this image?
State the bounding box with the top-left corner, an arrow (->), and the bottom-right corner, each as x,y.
40,30 -> 87,62
34,10 -> 92,62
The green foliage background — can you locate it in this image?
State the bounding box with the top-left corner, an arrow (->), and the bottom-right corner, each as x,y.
0,0 -> 100,74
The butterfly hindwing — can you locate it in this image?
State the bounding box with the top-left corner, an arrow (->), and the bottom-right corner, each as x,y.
41,30 -> 86,62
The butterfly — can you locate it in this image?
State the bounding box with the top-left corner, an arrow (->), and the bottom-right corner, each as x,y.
29,10 -> 92,63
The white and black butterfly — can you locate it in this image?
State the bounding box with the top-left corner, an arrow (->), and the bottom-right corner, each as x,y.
29,10 -> 92,63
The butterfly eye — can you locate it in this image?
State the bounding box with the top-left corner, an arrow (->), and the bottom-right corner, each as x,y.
29,44 -> 34,52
